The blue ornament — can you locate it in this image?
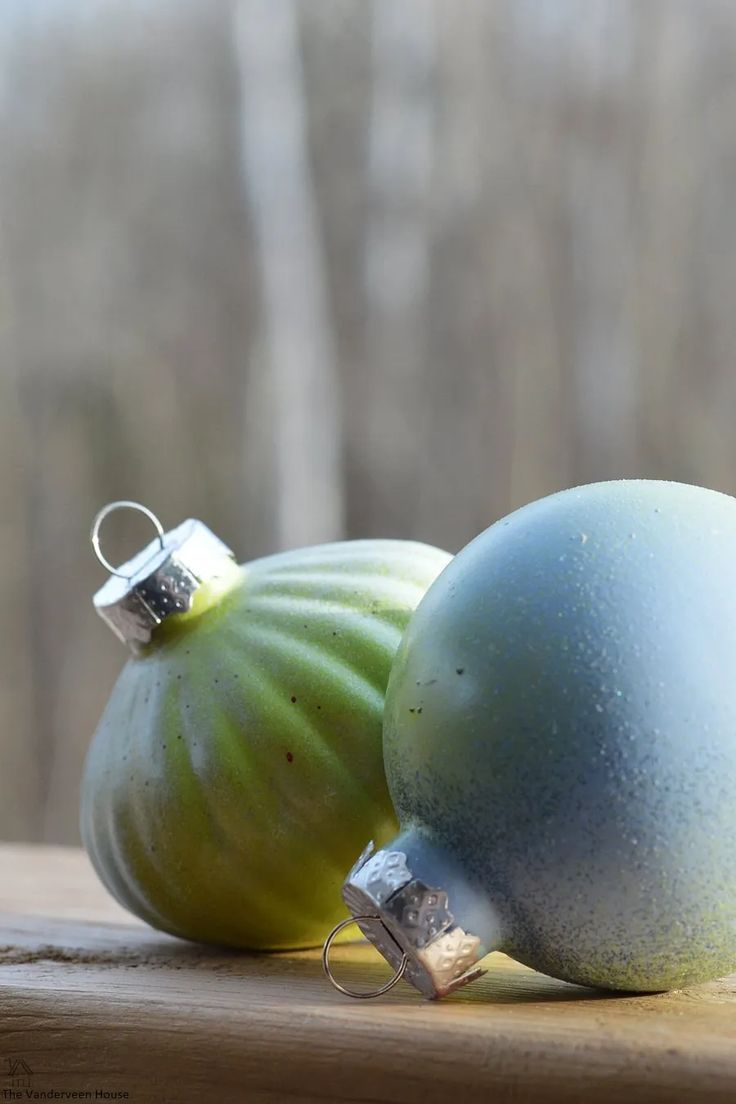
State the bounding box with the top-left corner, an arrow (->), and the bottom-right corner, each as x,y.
336,481 -> 736,998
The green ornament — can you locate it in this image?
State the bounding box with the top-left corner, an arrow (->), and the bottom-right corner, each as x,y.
81,502 -> 451,950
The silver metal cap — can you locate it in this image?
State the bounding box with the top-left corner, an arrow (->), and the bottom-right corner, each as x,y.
341,842 -> 487,999
91,501 -> 236,650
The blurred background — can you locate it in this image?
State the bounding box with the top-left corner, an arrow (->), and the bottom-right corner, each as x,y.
2,0 -> 736,845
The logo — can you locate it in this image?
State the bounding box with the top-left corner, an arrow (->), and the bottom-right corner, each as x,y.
1,1059 -> 130,1100
3,1057 -> 33,1089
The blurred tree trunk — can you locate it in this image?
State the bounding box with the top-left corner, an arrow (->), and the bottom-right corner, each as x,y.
353,0 -> 436,532
235,0 -> 344,548
2,0 -> 736,841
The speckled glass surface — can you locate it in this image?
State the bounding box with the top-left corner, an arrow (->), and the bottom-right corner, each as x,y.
384,480 -> 736,990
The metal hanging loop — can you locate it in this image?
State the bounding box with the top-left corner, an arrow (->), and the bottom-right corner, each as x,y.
322,915 -> 409,999
91,501 -> 166,579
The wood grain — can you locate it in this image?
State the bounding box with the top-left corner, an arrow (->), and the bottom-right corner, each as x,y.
1,846 -> 736,1103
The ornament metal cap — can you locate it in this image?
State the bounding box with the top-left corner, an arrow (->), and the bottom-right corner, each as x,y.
91,500 -> 236,650
324,842 -> 487,999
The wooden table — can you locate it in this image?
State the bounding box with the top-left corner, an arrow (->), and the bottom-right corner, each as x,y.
1,845 -> 735,1103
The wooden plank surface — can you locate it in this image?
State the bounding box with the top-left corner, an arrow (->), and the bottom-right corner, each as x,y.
0,846 -> 735,1102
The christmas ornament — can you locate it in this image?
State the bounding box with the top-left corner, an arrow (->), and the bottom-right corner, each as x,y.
326,481 -> 736,998
81,501 -> 451,950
